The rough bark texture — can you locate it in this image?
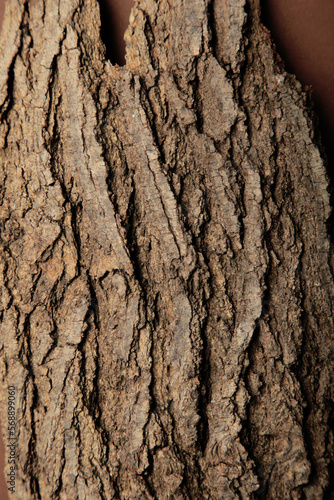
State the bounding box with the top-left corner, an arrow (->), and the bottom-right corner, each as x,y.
0,0 -> 333,498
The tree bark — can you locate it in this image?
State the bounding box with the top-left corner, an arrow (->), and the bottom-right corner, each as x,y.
0,0 -> 333,498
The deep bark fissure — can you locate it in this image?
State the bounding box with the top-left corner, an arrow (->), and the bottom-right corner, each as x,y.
0,3 -> 28,148
21,317 -> 42,500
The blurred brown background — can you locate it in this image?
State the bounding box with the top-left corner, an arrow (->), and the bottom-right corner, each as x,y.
263,0 -> 334,174
0,0 -> 333,498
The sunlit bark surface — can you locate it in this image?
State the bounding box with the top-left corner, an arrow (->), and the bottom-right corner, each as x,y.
0,0 -> 333,498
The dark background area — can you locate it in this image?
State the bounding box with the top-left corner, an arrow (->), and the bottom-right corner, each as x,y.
262,0 -> 334,178
0,0 -> 333,498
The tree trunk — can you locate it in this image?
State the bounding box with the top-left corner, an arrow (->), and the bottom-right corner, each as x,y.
0,0 -> 333,498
